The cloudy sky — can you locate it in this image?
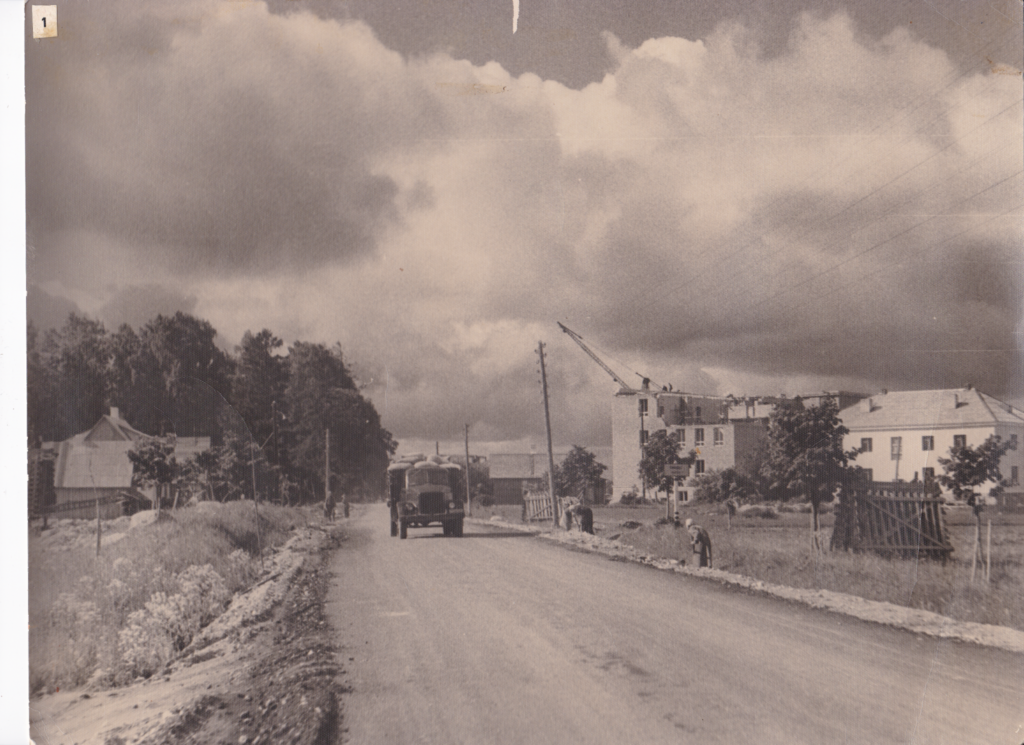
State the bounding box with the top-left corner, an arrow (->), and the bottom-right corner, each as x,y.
24,0 -> 1023,453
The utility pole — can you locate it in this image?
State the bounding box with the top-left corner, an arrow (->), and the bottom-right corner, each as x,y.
250,439 -> 264,570
464,423 -> 472,517
325,428 -> 330,503
272,400 -> 280,503
538,342 -> 559,529
640,396 -> 647,502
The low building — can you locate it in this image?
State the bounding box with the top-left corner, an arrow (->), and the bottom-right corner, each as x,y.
51,407 -> 210,519
489,447 -> 612,505
839,388 -> 1024,499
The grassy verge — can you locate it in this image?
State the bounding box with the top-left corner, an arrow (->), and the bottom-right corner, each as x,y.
473,502 -> 1024,631
29,502 -> 310,694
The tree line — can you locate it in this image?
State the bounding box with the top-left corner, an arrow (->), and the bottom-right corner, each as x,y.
28,312 -> 396,503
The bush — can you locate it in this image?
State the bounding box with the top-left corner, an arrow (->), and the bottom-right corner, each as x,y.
738,504 -> 779,519
29,503 -> 306,692
118,564 -> 231,679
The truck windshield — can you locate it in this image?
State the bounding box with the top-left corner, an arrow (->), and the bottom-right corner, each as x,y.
407,468 -> 450,488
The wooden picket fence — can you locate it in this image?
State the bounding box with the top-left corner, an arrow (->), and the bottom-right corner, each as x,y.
832,481 -> 953,560
523,490 -> 566,522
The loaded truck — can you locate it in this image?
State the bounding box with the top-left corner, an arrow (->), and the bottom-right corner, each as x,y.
387,454 -> 465,539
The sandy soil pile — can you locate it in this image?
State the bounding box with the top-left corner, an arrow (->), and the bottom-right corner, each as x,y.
30,523 -> 347,745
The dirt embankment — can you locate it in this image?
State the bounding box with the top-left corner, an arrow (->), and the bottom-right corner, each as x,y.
30,523 -> 348,745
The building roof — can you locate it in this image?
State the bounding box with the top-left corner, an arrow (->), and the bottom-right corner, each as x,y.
839,388 -> 1024,431
53,409 -> 211,490
55,440 -> 136,489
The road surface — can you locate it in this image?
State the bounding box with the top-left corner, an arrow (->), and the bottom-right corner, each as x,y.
325,505 -> 1023,744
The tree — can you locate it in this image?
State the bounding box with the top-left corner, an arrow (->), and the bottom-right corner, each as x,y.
759,397 -> 852,551
553,446 -> 607,504
42,314 -> 111,439
108,323 -> 165,435
690,467 -> 756,503
937,434 -> 1015,512
230,330 -> 288,458
638,430 -> 695,501
128,437 -> 179,510
137,312 -> 233,437
27,321 -> 57,443
283,342 -> 395,501
937,434 -> 1016,575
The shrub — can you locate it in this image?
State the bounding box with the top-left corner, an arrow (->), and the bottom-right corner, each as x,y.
118,564 -> 231,679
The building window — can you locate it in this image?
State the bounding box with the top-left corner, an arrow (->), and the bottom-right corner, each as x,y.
694,428 -> 705,446
861,438 -> 872,453
1011,434 -> 1018,449
891,437 -> 902,460
953,434 -> 966,449
679,428 -> 685,444
863,469 -> 873,482
694,460 -> 705,475
922,436 -> 934,451
639,398 -> 648,415
1012,466 -> 1019,486
695,406 -> 702,421
713,428 -> 724,445
640,430 -> 648,446
922,467 -> 935,482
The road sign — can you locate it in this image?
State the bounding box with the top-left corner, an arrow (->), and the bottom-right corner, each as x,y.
664,463 -> 689,477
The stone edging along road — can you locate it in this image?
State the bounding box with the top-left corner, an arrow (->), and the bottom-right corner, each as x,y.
466,516 -> 1024,655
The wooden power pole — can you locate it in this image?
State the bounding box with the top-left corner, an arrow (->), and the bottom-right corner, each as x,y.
538,342 -> 559,529
464,423 -> 472,517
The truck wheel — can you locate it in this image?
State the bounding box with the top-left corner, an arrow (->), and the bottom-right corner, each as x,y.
455,517 -> 464,537
390,520 -> 398,537
400,520 -> 408,539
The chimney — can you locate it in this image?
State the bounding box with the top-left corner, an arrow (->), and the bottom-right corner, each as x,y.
110,407 -> 120,420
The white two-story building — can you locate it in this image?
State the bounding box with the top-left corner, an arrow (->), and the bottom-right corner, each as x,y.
839,388 -> 1023,499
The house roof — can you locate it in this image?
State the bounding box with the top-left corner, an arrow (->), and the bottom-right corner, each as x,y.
55,440 -> 136,489
54,409 -> 211,490
839,388 -> 1024,431
82,412 -> 148,443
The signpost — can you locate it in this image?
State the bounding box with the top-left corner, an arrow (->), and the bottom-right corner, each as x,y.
664,463 -> 689,525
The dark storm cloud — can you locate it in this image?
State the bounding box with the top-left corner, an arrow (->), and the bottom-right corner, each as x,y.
26,1 -> 445,278
98,285 -> 199,331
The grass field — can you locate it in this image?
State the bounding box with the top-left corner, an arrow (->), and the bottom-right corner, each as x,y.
29,502 -> 311,694
475,501 -> 1024,632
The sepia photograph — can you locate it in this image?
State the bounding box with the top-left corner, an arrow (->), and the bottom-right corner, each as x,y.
17,0 -> 1024,742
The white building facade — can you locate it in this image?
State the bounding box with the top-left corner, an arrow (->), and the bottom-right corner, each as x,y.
839,388 -> 1024,497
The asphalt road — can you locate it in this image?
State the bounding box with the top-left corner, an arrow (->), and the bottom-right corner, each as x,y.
325,505 -> 1023,744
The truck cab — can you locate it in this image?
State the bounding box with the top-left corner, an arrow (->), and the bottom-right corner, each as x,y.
388,455 -> 465,539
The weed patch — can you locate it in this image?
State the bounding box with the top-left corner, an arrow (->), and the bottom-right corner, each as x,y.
29,503 -> 311,694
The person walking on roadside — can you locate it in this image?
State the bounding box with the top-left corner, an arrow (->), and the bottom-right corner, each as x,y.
685,518 -> 712,568
324,491 -> 336,523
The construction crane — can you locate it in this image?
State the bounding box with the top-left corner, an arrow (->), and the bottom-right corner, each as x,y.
557,322 -> 638,392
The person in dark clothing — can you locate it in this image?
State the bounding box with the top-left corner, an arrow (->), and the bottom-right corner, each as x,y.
686,518 -> 712,568
324,491 -> 336,522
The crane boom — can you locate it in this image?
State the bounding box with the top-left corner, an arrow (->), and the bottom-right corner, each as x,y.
557,322 -> 636,392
